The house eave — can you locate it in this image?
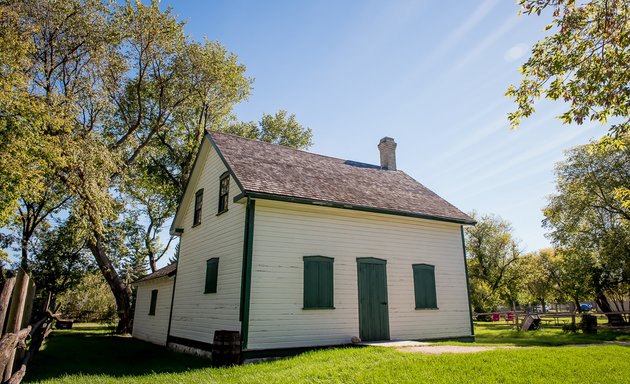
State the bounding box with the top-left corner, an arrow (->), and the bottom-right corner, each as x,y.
237,191 -> 476,225
169,131 -> 247,236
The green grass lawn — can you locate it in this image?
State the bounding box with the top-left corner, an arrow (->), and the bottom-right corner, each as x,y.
468,322 -> 630,346
24,323 -> 630,384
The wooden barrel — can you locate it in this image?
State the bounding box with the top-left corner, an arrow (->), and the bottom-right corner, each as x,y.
212,330 -> 242,366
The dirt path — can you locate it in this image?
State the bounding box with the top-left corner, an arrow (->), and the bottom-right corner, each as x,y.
395,341 -> 630,355
395,345 -> 518,354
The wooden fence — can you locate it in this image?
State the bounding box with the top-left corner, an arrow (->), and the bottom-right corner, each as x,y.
474,310 -> 630,330
0,269 -> 54,384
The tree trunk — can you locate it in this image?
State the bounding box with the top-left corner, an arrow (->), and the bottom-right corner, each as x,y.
149,256 -> 157,274
20,243 -> 28,272
595,293 -> 624,325
88,233 -> 131,334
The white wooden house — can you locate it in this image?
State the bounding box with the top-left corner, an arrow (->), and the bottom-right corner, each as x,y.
132,131 -> 475,358
132,262 -> 176,346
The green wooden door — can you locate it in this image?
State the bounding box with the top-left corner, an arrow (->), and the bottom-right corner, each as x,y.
357,258 -> 390,341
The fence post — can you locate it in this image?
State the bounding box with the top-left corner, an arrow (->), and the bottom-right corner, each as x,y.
0,277 -> 17,335
3,269 -> 30,382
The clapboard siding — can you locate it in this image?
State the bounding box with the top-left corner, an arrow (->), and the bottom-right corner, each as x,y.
133,277 -> 174,345
169,142 -> 245,344
247,200 -> 471,350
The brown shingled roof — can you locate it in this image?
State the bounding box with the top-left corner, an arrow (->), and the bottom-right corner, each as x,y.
133,262 -> 177,284
209,131 -> 474,224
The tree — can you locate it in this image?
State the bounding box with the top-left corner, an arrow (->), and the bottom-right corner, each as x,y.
465,212 -> 522,313
29,217 -> 94,310
1,0 -> 314,333
544,135 -> 630,323
225,110 -> 314,149
507,0 -> 630,137
518,249 -> 557,312
57,272 -> 117,322
0,1 -> 73,271
1,0 -> 252,332
545,248 -> 596,311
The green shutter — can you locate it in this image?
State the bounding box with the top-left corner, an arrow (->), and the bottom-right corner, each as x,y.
149,289 -> 158,315
303,256 -> 334,309
413,264 -> 437,309
205,258 -> 219,293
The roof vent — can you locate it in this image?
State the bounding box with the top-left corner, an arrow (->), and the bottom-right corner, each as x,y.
378,137 -> 397,170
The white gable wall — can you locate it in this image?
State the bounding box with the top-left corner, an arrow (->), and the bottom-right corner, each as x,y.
133,277 -> 174,346
247,200 -> 471,350
169,142 -> 245,344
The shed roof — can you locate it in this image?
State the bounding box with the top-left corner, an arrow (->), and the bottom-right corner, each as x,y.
208,131 -> 474,224
133,262 -> 177,284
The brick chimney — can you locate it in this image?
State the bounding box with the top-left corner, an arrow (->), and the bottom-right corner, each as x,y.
378,137 -> 397,170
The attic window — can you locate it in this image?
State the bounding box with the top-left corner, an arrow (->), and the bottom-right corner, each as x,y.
193,189 -> 203,226
218,172 -> 229,214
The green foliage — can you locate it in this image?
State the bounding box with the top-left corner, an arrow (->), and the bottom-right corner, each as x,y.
507,0 -> 630,137
517,249 -> 557,309
465,212 -> 522,312
546,248 -> 596,310
57,272 -> 117,322
0,2 -> 71,226
0,0 -> 254,330
225,110 -> 314,149
1,0 -> 315,332
29,217 -> 95,304
543,135 -> 630,307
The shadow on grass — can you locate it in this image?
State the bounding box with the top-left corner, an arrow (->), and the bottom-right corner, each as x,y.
24,328 -> 212,382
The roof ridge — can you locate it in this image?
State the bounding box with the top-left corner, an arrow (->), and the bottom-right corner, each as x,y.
207,129 -> 386,170
208,129 -> 473,224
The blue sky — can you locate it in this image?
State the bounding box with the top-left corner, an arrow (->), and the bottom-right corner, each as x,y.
159,0 -> 602,256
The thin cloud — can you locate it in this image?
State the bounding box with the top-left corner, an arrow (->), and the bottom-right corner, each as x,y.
451,123 -> 597,196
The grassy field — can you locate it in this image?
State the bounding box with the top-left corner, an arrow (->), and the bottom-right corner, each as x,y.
24,323 -> 630,384
469,322 -> 630,346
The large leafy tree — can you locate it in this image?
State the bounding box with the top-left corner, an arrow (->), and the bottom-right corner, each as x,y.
1,0 -> 314,333
544,135 -> 630,323
545,248 -> 596,311
29,216 -> 94,310
0,1 -> 73,270
465,212 -> 522,313
518,249 -> 557,311
507,0 -> 630,137
1,0 -> 251,332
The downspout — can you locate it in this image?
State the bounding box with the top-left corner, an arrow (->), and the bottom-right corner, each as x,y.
460,226 -> 475,337
166,251 -> 179,343
239,198 -> 256,349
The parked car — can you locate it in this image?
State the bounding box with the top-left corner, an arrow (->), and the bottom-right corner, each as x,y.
580,303 -> 593,312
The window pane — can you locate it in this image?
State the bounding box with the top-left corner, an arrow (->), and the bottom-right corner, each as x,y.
149,289 -> 158,315
218,174 -> 229,213
194,189 -> 203,225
